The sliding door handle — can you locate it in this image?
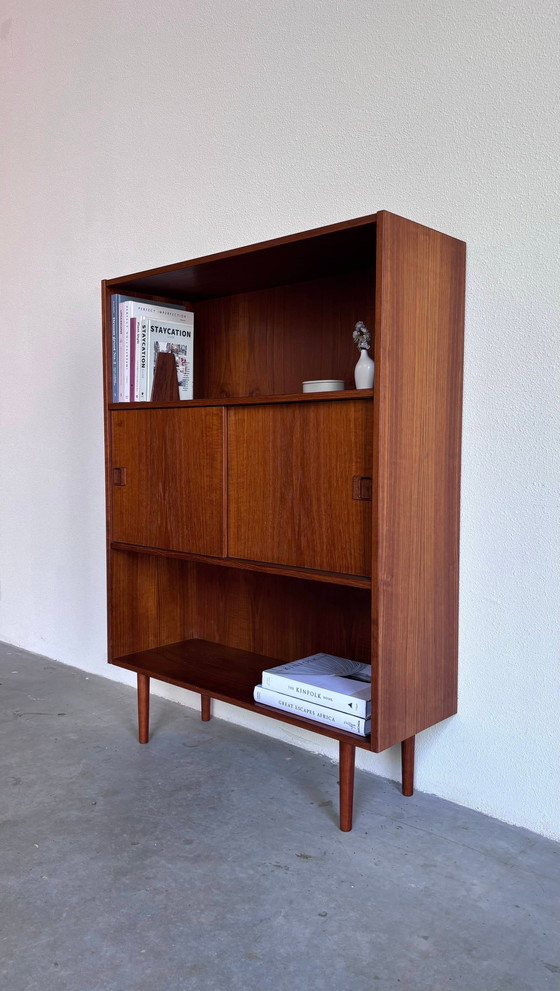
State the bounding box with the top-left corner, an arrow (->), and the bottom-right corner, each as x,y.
113,467 -> 127,486
352,476 -> 372,501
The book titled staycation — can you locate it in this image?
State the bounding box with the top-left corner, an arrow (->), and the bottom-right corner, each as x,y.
254,685 -> 371,736
142,315 -> 194,401
262,653 -> 371,718
115,298 -> 191,401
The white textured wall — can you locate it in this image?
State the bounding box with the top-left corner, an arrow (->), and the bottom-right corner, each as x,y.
1,0 -> 558,839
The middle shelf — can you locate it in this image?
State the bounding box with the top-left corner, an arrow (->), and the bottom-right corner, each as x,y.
108,388 -> 372,410
111,541 -> 371,588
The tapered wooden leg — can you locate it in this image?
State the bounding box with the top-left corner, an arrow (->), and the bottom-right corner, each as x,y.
137,673 -> 150,744
401,735 -> 415,796
201,694 -> 211,721
339,741 -> 355,832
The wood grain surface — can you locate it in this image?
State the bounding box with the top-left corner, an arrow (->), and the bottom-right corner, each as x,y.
112,637 -> 373,750
111,407 -> 225,557
372,211 -> 465,750
109,553 -> 371,667
150,351 -> 180,402
187,561 -> 372,665
106,215 -> 377,301
110,541 -> 371,589
192,269 -> 375,399
227,400 -> 373,575
109,551 -> 195,658
108,389 -> 372,411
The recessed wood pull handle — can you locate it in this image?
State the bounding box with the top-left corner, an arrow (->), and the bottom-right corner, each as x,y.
352,476 -> 372,501
113,467 -> 127,486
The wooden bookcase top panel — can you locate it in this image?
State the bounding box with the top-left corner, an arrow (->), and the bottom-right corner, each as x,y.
105,215 -> 377,301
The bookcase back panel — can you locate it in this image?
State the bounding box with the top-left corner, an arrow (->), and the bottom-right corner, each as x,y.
107,218 -> 376,302
189,564 -> 372,666
228,399 -> 373,576
192,268 -> 375,399
110,555 -> 371,683
109,552 -> 195,658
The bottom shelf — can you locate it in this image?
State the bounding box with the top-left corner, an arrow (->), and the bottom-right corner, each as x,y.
112,638 -> 372,750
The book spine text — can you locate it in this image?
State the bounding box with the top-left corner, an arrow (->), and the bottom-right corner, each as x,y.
254,686 -> 370,736
262,672 -> 370,718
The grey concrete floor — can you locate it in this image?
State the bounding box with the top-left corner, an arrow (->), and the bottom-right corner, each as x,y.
1,642 -> 558,991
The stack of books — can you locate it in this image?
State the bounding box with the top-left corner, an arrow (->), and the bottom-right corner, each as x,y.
110,295 -> 194,402
254,652 -> 371,736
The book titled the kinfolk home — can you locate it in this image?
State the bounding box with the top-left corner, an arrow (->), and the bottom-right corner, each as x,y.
261,653 -> 371,718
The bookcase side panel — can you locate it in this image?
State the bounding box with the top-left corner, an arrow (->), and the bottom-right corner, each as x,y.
102,282 -> 117,666
101,282 -> 114,412
372,212 -> 465,751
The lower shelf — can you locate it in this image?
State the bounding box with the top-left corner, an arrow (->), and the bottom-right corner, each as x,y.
112,638 -> 372,750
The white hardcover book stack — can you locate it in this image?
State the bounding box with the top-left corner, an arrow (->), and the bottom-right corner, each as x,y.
116,300 -> 193,402
254,653 -> 372,736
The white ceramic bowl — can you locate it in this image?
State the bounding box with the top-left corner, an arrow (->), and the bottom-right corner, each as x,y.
302,379 -> 345,393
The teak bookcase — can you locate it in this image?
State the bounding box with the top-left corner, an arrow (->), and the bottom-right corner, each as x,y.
102,211 -> 465,831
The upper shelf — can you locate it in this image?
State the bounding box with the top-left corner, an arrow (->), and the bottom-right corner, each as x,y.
105,215 -> 377,301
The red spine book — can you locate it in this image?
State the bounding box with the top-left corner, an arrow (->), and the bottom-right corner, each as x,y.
129,317 -> 136,402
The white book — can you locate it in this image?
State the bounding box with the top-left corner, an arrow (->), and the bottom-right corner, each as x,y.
262,652 -> 371,718
117,303 -> 128,402
119,300 -> 192,402
144,315 -> 194,401
254,685 -> 370,736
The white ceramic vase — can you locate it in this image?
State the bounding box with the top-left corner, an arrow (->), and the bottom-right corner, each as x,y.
354,347 -> 374,389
